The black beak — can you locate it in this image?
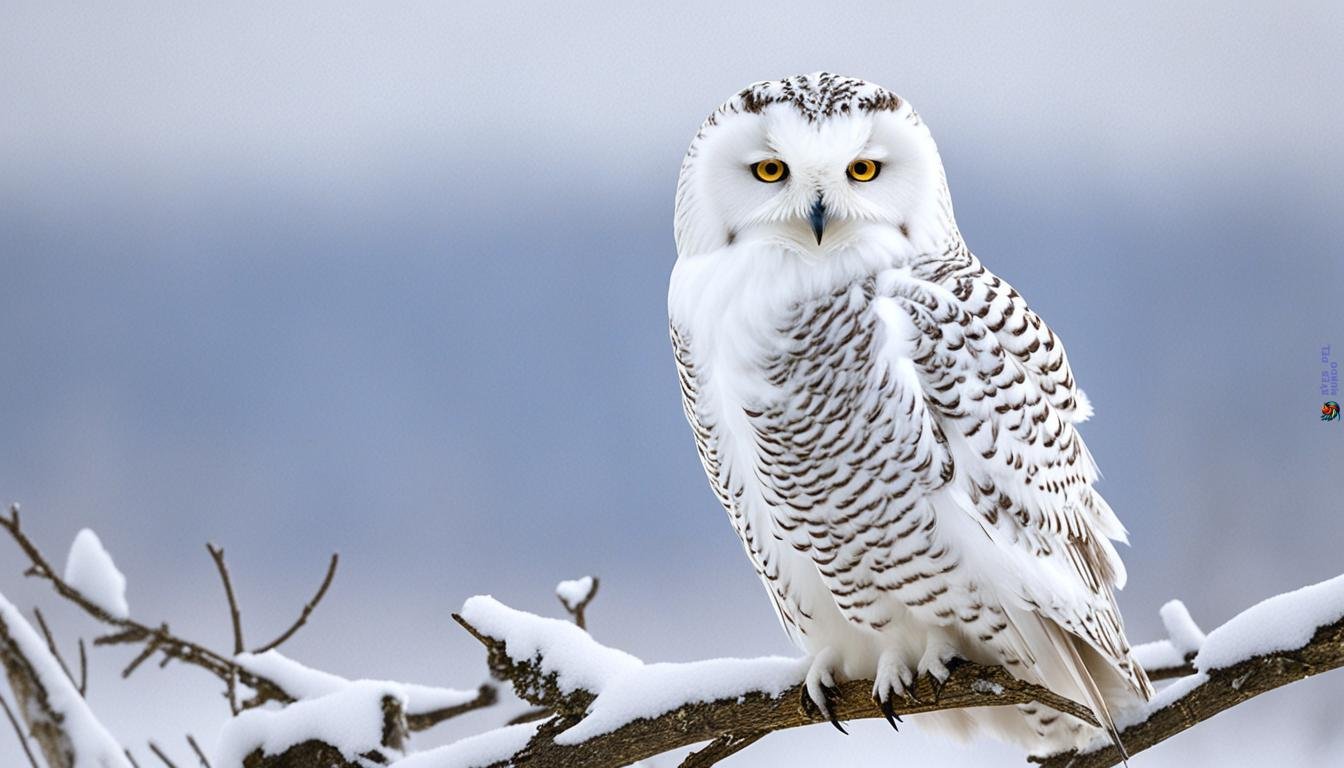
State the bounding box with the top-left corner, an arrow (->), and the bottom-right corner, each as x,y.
809,196 -> 827,245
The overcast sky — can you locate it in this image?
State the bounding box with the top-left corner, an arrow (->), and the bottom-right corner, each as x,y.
2,2 -> 1343,765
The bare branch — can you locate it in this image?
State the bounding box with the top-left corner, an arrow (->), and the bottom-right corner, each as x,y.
205,544 -> 245,655
406,683 -> 499,731
252,553 -> 338,654
148,741 -> 180,768
0,509 -> 293,709
1143,655 -> 1195,682
32,607 -> 81,694
78,638 -> 88,695
186,734 -> 213,768
0,690 -> 41,768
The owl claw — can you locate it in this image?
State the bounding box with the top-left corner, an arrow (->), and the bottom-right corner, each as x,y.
803,648 -> 848,734
872,692 -> 903,731
918,640 -> 960,702
873,648 -> 918,708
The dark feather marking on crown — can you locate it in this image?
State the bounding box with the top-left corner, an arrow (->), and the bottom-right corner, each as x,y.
736,72 -> 903,122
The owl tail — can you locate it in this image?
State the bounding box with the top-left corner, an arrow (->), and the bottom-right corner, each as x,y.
1036,617 -> 1131,765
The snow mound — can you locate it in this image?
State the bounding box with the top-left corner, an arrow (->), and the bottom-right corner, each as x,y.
1196,572 -> 1344,672
236,649 -> 480,715
63,528 -> 129,619
556,576 -> 596,610
555,655 -> 807,744
1132,599 -> 1205,670
214,681 -> 405,766
392,722 -> 539,768
460,595 -> 641,695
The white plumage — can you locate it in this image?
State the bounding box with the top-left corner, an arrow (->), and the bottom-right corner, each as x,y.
668,73 -> 1150,757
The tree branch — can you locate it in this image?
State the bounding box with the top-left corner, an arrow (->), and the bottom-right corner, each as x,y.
556,576 -> 599,631
148,740 -> 180,768
0,506 -> 293,709
0,589 -> 132,768
1032,613 -> 1344,767
252,553 -> 338,654
406,683 -> 499,731
0,690 -> 41,768
187,734 -> 213,768
449,600 -> 1096,768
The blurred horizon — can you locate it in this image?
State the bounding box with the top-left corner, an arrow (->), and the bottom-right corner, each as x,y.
2,2 -> 1342,765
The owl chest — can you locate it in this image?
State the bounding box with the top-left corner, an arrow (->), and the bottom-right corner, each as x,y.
689,281 -> 902,530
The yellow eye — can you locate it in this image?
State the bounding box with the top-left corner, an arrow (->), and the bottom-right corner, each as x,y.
847,159 -> 880,182
751,159 -> 788,183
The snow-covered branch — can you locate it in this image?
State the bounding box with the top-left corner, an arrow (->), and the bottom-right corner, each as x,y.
7,499 -> 1343,768
443,596 -> 1097,768
1034,574 -> 1344,767
0,590 -> 131,768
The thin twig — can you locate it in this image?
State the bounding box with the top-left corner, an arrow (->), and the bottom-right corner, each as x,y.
406,683 -> 499,731
77,638 -> 88,694
0,507 -> 292,708
121,627 -> 165,678
205,544 -> 244,715
556,576 -> 599,631
185,734 -> 212,768
148,740 -> 179,768
252,553 -> 339,653
204,544 -> 244,655
0,691 -> 41,768
124,750 -> 142,768
32,606 -> 81,693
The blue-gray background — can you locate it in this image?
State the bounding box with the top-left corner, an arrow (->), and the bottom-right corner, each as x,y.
2,2 -> 1342,765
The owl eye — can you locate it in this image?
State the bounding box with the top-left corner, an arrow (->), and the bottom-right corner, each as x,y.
847,159 -> 881,182
750,159 -> 788,183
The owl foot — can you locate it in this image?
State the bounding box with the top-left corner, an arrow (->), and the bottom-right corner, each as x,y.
802,648 -> 848,734
872,648 -> 917,713
918,640 -> 961,702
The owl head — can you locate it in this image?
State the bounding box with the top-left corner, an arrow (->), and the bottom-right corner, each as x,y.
674,73 -> 956,261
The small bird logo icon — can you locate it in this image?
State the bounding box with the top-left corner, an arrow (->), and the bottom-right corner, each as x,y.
1323,401 -> 1341,422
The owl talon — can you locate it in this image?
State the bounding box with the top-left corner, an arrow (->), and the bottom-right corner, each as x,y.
918,640 -> 959,702
927,671 -> 948,702
873,648 -> 918,707
803,648 -> 848,733
872,693 -> 903,731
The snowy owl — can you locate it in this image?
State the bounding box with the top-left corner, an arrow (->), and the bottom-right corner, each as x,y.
668,73 -> 1151,757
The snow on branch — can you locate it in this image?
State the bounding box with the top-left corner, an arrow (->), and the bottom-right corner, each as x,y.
0,589 -> 131,768
8,498 -> 1344,768
235,649 -> 497,732
446,596 -> 1097,768
0,505 -> 497,735
1035,573 -> 1344,768
215,682 -> 409,768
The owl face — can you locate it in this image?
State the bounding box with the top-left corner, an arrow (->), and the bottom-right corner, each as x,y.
674,74 -> 951,260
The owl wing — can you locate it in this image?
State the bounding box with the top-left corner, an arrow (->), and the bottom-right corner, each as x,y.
874,268 -> 1151,699
919,251 -> 1095,424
